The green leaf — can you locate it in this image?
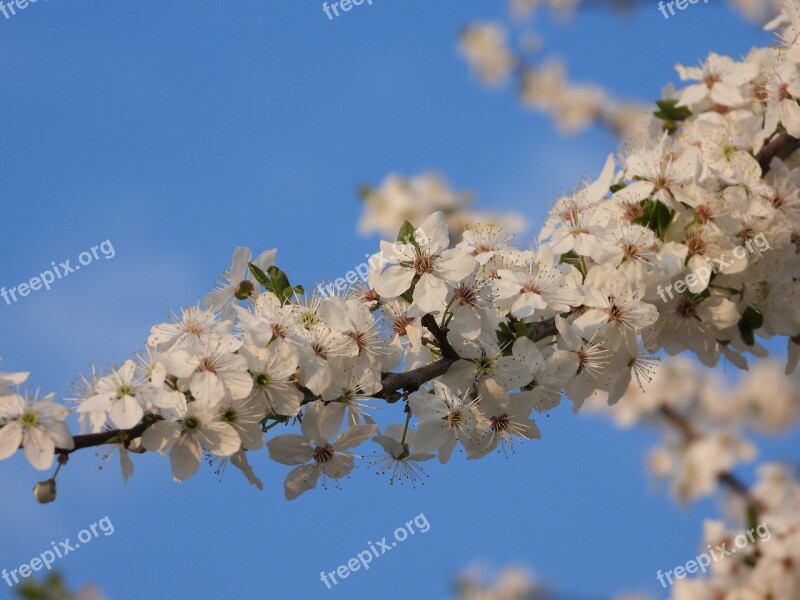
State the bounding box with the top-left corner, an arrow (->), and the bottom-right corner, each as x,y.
633,199 -> 674,240
248,263 -> 271,289
397,220 -> 416,244
496,322 -> 516,352
267,266 -> 293,303
746,504 -> 760,533
737,306 -> 764,346
513,322 -> 531,339
559,251 -> 587,278
654,99 -> 692,122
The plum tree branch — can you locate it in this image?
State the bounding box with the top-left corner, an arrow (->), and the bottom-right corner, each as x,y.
758,131 -> 800,174
658,405 -> 765,512
60,313 -> 563,455
51,134 -> 800,459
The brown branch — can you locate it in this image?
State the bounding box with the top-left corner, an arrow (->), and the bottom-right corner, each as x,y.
57,418 -> 162,455
758,131 -> 800,174
62,314 -> 563,454
376,357 -> 459,399
421,314 -> 460,359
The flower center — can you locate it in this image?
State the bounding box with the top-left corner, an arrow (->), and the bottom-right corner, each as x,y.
624,203 -> 645,221
183,416 -> 201,431
20,412 -> 39,428
676,299 -> 698,319
314,444 -> 335,464
454,283 -> 478,306
254,373 -> 270,388
413,256 -> 434,275
198,357 -> 217,372
392,316 -> 411,336
685,235 -> 706,256
489,414 -> 510,433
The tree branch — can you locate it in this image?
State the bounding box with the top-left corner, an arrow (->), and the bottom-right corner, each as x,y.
61,313 -> 564,454
758,131 -> 800,174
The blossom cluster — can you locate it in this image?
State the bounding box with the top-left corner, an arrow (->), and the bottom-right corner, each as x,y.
458,0 -> 787,140
1,2 -> 800,512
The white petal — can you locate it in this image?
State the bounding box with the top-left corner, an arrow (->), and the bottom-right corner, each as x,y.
0,421 -> 23,461
109,395 -> 144,430
335,424 -> 379,451
23,427 -> 56,471
284,464 -> 320,500
170,436 -> 203,481
267,434 -> 313,465
373,266 -> 415,299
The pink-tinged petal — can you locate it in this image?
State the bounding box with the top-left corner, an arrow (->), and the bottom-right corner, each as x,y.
284,464 -> 320,500
170,436 -> 203,481
267,434 -> 313,465
23,427 -> 56,471
0,421 -> 23,461
373,266 -> 415,299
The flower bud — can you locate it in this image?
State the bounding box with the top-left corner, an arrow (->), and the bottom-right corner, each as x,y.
33,479 -> 57,504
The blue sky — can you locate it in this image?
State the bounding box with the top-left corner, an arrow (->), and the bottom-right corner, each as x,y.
0,1 -> 794,599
